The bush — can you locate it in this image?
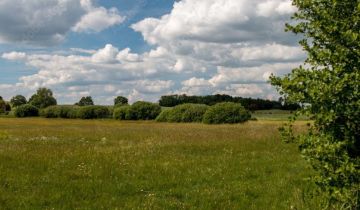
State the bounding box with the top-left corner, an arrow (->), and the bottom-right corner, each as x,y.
155,109 -> 173,122
128,101 -> 161,120
40,105 -> 77,118
113,105 -> 131,120
76,106 -> 110,119
67,107 -> 80,119
113,101 -> 161,120
203,102 -> 251,124
156,104 -> 209,123
14,104 -> 39,118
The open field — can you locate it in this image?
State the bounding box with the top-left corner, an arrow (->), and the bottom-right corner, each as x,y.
0,118 -> 321,209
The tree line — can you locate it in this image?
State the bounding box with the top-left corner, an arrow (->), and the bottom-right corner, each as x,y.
0,88 -> 299,114
159,94 -> 299,110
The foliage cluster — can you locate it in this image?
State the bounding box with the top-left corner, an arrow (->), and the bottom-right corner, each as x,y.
76,106 -> 110,119
203,102 -> 251,124
271,0 -> 360,208
10,95 -> 27,107
40,105 -> 78,118
75,96 -> 94,106
113,101 -> 161,120
159,94 -> 299,111
29,88 -> 57,109
0,97 -> 11,114
14,104 -> 39,118
156,104 -> 209,123
41,105 -> 111,119
114,96 -> 128,106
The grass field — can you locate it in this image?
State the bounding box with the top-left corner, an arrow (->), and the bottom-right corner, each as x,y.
0,117 -> 322,209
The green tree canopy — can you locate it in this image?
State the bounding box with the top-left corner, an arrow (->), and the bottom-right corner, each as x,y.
114,96 -> 128,106
10,95 -> 27,107
0,98 -> 5,113
270,0 -> 359,208
29,88 -> 57,109
76,96 -> 94,106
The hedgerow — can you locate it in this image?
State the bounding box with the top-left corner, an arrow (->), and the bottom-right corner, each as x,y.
14,104 -> 39,118
156,104 -> 208,123
203,102 -> 251,124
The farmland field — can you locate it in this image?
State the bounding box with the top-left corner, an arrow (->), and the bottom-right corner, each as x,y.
0,117 -> 321,209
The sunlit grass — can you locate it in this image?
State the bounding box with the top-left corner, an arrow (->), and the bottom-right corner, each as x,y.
0,118 -> 321,209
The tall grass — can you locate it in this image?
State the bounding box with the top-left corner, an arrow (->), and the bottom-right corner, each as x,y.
0,118 -> 322,209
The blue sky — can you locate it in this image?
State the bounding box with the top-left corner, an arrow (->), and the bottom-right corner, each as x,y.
0,0 -> 176,83
0,0 -> 305,104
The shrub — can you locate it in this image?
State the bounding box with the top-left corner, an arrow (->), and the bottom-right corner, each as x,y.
106,106 -> 114,117
128,101 -> 161,120
113,105 -> 131,120
155,109 -> 173,122
114,101 -> 161,120
40,105 -> 76,118
203,102 -> 251,124
14,104 -> 39,118
67,107 -> 80,119
76,106 -> 110,119
156,104 -> 209,123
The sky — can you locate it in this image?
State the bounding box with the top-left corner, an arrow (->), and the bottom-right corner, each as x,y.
0,0 -> 305,104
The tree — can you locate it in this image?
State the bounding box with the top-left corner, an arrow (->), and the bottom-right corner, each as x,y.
270,0 -> 359,208
0,98 -> 5,113
29,88 -> 57,109
114,96 -> 128,106
76,96 -> 94,106
10,95 -> 27,107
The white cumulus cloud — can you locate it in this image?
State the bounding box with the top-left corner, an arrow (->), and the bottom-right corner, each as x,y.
0,0 -> 125,45
72,0 -> 125,33
0,0 -> 304,103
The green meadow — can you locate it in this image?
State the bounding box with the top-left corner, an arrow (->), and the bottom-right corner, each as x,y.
0,117 -> 322,209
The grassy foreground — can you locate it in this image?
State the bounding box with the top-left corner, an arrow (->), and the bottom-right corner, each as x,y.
0,118 -> 320,209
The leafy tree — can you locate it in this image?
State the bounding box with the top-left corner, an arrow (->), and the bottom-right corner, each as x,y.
114,96 -> 128,106
10,95 -> 27,107
29,88 -> 57,109
76,96 -> 94,106
0,98 -> 5,113
5,102 -> 11,112
270,0 -> 360,208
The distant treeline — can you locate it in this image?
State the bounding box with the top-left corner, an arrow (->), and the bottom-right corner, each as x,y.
159,94 -> 300,111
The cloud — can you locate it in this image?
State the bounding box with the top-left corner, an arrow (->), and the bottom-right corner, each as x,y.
0,0 -> 304,103
0,0 -> 124,45
2,52 -> 27,61
92,44 -> 120,63
132,0 -> 297,45
72,0 -> 125,33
